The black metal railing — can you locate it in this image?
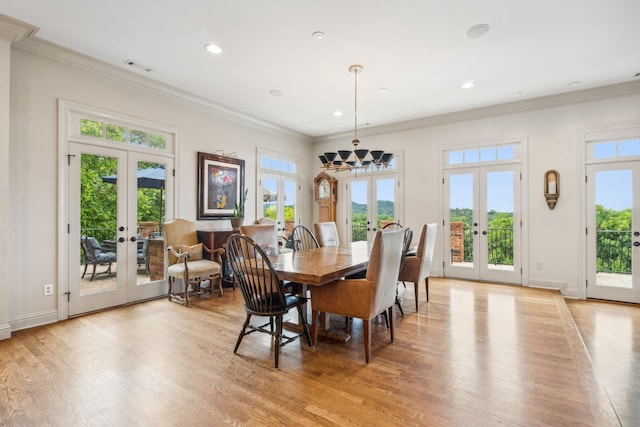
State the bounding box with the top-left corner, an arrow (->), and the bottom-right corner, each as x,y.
596,230 -> 632,274
352,223 -> 367,242
458,226 -> 514,266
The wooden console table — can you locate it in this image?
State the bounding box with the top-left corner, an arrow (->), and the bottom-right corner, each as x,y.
197,229 -> 237,288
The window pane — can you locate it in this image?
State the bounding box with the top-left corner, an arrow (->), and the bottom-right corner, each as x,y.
497,145 -> 514,160
449,151 -> 464,164
280,161 -> 289,173
106,124 -> 126,142
129,129 -> 148,146
80,119 -> 103,138
272,159 -> 282,172
480,148 -> 496,162
619,139 -> 640,157
288,162 -> 296,174
464,149 -> 479,163
593,142 -> 616,159
148,133 -> 167,149
262,156 -> 271,169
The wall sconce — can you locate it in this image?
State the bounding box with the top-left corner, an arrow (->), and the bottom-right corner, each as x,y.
544,170 -> 559,209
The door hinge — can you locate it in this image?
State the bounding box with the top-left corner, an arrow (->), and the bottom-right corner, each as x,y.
586,280 -> 588,288
585,175 -> 588,183
520,268 -> 523,275
68,224 -> 70,234
443,219 -> 445,226
67,154 -> 76,165
442,178 -> 445,185
172,169 -> 176,177
586,227 -> 588,235
64,291 -> 71,302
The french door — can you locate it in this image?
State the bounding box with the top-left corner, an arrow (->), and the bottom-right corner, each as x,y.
586,162 -> 640,303
443,164 -> 521,284
259,173 -> 299,238
68,143 -> 173,315
346,174 -> 400,243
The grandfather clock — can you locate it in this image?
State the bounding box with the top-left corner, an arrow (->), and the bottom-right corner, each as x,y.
314,172 -> 337,223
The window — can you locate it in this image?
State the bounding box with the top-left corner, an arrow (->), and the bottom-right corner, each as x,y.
78,118 -> 168,151
445,143 -> 518,167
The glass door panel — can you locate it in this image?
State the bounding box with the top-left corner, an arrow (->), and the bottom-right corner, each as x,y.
445,172 -> 477,280
376,178 -> 396,229
484,170 -> 515,271
260,174 -> 298,239
284,179 -> 296,237
587,163 -> 639,303
349,179 -> 369,242
70,144 -> 128,315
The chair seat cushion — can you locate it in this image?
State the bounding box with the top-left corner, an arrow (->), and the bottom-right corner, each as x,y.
95,252 -> 116,262
167,259 -> 221,278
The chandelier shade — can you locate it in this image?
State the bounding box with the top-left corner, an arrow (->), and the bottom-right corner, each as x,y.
320,64 -> 393,172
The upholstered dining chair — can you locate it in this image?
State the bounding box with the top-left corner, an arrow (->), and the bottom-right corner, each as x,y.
313,222 -> 340,247
398,223 -> 437,312
226,234 -> 312,368
382,222 -> 403,229
164,218 -> 225,307
310,228 -> 405,363
240,224 -> 282,256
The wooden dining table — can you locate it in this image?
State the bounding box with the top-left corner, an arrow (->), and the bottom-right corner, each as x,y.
268,241 -> 371,341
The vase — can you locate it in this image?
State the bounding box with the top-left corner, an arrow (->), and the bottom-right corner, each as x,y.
230,217 -> 244,229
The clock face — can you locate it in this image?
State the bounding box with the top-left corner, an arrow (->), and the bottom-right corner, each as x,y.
318,179 -> 331,199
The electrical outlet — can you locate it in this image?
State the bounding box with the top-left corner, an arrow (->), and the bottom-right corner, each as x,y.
43,284 -> 54,296
536,262 -> 543,270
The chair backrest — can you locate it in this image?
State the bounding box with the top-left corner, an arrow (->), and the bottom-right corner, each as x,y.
314,222 -> 340,247
164,219 -> 199,265
226,234 -> 287,315
289,225 -> 319,252
81,236 -> 100,261
382,222 -> 402,229
365,229 -> 405,316
415,223 -> 438,279
399,227 -> 414,272
240,224 -> 280,256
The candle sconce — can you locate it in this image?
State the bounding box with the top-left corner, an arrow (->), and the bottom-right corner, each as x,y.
544,170 -> 559,210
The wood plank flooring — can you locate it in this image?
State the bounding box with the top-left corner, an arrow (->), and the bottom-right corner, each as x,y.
0,278 -> 630,426
566,299 -> 640,427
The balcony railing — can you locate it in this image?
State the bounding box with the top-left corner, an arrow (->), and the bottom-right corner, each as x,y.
596,230 -> 632,274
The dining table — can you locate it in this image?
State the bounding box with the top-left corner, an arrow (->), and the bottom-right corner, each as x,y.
268,240 -> 371,341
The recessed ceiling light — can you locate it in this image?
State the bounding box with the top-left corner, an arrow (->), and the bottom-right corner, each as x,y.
204,43 -> 222,54
333,110 -> 343,117
461,81 -> 475,89
467,24 -> 491,39
312,31 -> 325,40
568,81 -> 581,86
269,89 -> 282,96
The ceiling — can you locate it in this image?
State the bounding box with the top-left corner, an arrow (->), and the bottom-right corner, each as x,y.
2,1 -> 639,138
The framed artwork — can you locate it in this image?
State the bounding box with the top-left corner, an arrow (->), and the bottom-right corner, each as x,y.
197,152 -> 245,220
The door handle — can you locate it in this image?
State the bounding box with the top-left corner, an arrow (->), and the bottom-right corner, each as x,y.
482,231 -> 487,235
130,236 -> 137,242
634,241 -> 640,247
473,231 -> 478,235
118,237 -> 125,243
634,231 -> 640,236
119,226 -> 125,231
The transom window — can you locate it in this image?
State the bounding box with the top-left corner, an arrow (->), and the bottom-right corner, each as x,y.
445,143 -> 517,166
261,155 -> 296,174
590,139 -> 640,160
79,118 -> 167,150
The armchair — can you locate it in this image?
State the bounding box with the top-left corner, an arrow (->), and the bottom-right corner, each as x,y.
81,236 -> 117,281
164,219 -> 225,307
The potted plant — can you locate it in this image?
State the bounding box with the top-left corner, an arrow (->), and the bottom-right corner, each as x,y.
230,188 -> 248,229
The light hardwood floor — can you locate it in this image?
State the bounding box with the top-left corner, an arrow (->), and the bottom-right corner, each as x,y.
0,278 -> 633,426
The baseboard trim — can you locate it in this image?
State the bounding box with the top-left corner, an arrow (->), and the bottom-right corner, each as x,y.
528,278 -> 572,294
0,323 -> 11,340
10,309 -> 58,332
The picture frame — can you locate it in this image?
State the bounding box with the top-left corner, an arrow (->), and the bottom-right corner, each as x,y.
197,152 -> 245,220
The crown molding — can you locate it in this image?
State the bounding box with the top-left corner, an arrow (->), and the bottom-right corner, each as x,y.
0,14 -> 38,43
11,36 -> 312,143
314,80 -> 640,144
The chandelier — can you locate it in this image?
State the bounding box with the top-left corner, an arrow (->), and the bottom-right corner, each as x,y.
319,65 -> 393,172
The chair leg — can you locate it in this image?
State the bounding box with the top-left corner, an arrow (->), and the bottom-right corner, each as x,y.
81,263 -> 88,279
90,264 -> 97,281
167,276 -> 174,301
414,281 -> 419,312
234,313 -> 251,353
274,315 -> 283,368
296,305 -> 312,346
184,273 -> 190,307
388,306 -> 394,342
425,276 -> 429,302
381,311 -> 389,329
364,318 -> 371,363
395,295 -> 404,316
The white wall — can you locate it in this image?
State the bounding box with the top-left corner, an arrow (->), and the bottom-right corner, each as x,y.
7,39 -> 313,332
314,86 -> 640,296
